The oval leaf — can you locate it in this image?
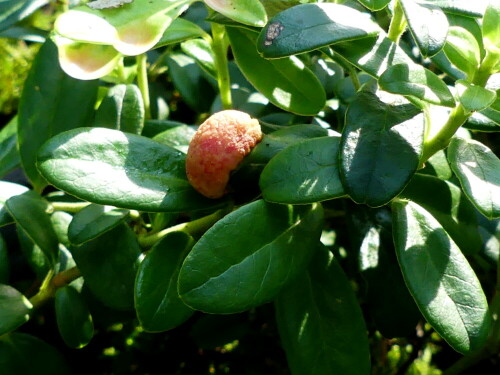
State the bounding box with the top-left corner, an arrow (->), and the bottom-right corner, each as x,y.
379,63 -> 455,107
155,17 -> 209,48
204,0 -> 267,27
447,137 -> 500,219
456,80 -> 497,112
18,40 -> 98,191
443,26 -> 481,77
227,27 -> 325,115
70,224 -> 140,310
392,200 -> 492,354
135,232 -> 194,332
94,84 -> 145,134
260,136 -> 345,204
68,204 -> 129,245
55,286 -> 94,348
0,181 -> 29,228
257,3 -> 380,58
37,127 -> 224,212
401,0 -> 449,57
358,0 -> 391,11
275,245 -> 370,375
340,91 -> 424,207
0,284 -> 33,335
178,200 -> 324,313
6,191 -> 59,265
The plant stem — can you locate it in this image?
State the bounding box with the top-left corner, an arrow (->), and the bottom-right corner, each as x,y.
387,0 -> 407,43
137,54 -> 151,119
138,209 -> 227,248
29,267 -> 81,309
211,23 -> 232,109
50,201 -> 91,213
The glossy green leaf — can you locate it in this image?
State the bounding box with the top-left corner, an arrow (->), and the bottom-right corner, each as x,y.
351,206 -> 421,338
419,150 -> 453,180
430,50 -> 466,81
0,333 -> 70,375
181,38 -> 217,78
50,211 -> 73,249
16,228 -> 50,280
0,284 -> 32,335
424,0 -> 487,17
18,40 -> 98,191
227,27 -> 326,115
340,91 -> 424,207
379,63 -> 455,106
447,137 -> 500,219
0,0 -> 49,32
260,136 -> 345,204
443,26 -> 481,77
0,181 -> 28,227
257,0 -> 302,17
256,3 -> 379,58
6,191 -> 59,265
330,33 -> 414,78
401,0 -> 448,57
392,200 -> 491,354
68,204 -> 129,246
455,80 -> 497,112
483,1 -> 500,53
178,200 -> 324,313
464,109 -> 500,131
135,232 -> 194,332
0,116 -> 20,178
275,245 -> 370,375
0,25 -> 47,43
165,52 -> 215,112
357,0 -> 391,11
152,125 -> 196,154
0,235 -> 8,283
55,286 -> 94,348
94,84 -> 145,134
155,17 -> 209,48
204,0 -> 267,27
446,13 -> 485,60
37,127 -> 224,213
71,224 -> 140,310
400,174 -> 483,255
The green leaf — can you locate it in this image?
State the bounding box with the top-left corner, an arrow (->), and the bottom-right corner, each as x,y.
257,0 -> 302,18
71,224 -> 140,310
260,136 -> 345,204
204,0 -> 267,27
135,232 -> 194,332
6,191 -> 59,265
400,174 -> 483,255
465,109 -> 500,131
17,228 -> 51,280
351,206 -> 421,338
455,80 -> 497,112
392,200 -> 492,354
18,40 -> 98,191
357,0 -> 391,11
482,1 -> 500,53
0,333 -> 70,375
419,150 -> 453,180
0,235 -> 8,284
446,13 -> 485,60
400,0 -> 448,57
340,91 -> 424,207
178,200 -> 324,313
0,181 -> 28,228
447,137 -> 500,219
94,84 -> 145,135
331,33 -> 414,78
227,27 -> 326,115
0,284 -> 32,335
55,286 -> 93,348
275,245 -> 370,375
379,63 -> 455,106
50,211 -> 73,249
0,0 -> 49,33
155,17 -> 209,48
443,26 -> 481,77
425,0 -> 487,17
0,116 -> 20,178
68,204 -> 129,246
181,38 -> 217,78
152,125 -> 196,154
165,52 -> 215,112
256,3 -> 380,58
37,127 -> 224,213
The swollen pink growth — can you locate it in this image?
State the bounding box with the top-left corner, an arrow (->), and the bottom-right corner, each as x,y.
186,110 -> 262,199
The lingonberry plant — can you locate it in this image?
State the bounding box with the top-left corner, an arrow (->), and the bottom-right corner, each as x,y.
0,0 -> 499,374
